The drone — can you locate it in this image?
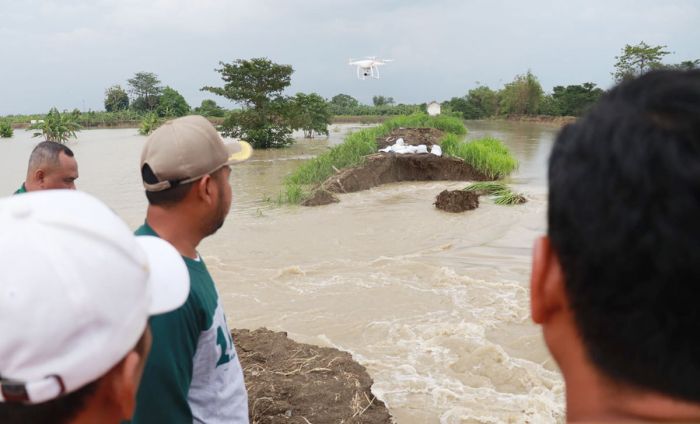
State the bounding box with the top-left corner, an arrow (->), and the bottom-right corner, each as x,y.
348,57 -> 393,80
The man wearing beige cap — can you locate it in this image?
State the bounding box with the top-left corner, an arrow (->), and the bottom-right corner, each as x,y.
0,190 -> 189,424
130,115 -> 252,423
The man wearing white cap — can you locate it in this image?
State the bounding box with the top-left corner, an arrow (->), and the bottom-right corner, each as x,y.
131,115 -> 252,423
0,190 -> 189,424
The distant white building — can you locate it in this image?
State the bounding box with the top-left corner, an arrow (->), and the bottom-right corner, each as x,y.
427,101 -> 441,116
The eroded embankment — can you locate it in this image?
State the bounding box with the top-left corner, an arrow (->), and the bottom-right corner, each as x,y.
234,328 -> 392,424
302,127 -> 490,206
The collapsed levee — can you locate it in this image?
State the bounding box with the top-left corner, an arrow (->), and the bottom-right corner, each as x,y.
234,328 -> 393,424
323,153 -> 488,194
282,114 -> 518,206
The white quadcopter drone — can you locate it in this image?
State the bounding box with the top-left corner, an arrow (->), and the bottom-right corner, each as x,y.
348,56 -> 393,80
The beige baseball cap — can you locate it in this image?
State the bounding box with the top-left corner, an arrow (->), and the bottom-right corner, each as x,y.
141,115 -> 253,192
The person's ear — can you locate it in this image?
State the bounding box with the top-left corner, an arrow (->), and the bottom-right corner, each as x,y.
34,169 -> 45,185
196,175 -> 216,204
530,236 -> 568,324
107,350 -> 146,420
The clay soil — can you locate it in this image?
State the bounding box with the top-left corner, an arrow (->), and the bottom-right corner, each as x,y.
234,328 -> 393,424
434,189 -> 479,213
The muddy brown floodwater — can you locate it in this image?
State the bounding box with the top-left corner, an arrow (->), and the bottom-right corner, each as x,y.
0,121 -> 563,423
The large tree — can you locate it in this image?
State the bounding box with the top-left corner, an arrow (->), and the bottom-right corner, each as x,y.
194,99 -> 226,117
104,85 -> 129,112
287,93 -> 331,138
128,71 -> 163,112
550,82 -> 604,116
156,86 -> 190,117
613,42 -> 670,82
499,71 -> 543,115
202,58 -> 294,148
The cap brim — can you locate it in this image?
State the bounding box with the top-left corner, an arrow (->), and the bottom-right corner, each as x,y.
135,236 -> 189,315
224,140 -> 253,164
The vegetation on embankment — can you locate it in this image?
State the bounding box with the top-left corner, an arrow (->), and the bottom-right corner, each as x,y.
441,135 -> 518,180
281,113 -> 514,204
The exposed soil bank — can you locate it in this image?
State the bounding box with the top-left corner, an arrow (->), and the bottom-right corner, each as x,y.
234,328 -> 392,424
434,189 -> 479,212
324,153 -> 488,194
302,127 -> 491,206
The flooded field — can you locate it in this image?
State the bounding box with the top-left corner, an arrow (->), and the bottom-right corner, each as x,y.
0,121 -> 564,423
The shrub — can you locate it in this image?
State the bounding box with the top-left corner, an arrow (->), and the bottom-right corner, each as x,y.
0,122 -> 13,138
138,113 -> 161,135
27,108 -> 81,143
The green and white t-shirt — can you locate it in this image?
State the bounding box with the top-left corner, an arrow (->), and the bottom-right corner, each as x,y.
130,223 -> 248,424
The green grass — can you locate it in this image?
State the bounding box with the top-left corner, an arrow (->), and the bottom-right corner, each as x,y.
464,181 -> 526,205
442,135 -> 518,180
281,113 -> 467,204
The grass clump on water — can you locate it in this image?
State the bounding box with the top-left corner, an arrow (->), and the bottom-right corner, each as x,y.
442,135 -> 518,180
464,181 -> 526,205
281,113 -> 467,204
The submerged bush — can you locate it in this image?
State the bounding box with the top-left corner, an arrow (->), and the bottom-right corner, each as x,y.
0,122 -> 13,138
27,108 -> 81,144
442,135 -> 518,180
138,113 -> 161,135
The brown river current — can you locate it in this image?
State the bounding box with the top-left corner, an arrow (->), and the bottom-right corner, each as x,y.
0,121 -> 564,423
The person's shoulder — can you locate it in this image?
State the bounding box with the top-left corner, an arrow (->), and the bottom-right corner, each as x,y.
134,222 -> 157,236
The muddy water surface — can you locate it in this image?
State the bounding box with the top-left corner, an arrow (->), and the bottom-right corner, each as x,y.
0,121 -> 563,423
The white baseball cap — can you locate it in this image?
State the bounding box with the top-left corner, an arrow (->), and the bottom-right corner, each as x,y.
0,190 -> 189,404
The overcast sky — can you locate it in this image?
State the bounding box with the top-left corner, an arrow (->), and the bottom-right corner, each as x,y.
1,0 -> 698,115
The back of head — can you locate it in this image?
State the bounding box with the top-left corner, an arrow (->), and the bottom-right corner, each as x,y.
548,70 -> 700,401
28,141 -> 74,172
140,115 -> 252,207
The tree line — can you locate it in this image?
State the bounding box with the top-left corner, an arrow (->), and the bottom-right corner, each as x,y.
3,41 -> 696,146
444,41 -> 698,120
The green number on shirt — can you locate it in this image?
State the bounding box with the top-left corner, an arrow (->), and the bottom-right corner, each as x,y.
216,326 -> 231,366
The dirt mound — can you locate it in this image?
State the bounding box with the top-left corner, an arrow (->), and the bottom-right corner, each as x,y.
317,153 -> 488,199
376,127 -> 444,149
234,328 -> 392,424
434,190 -> 479,212
301,189 -> 339,207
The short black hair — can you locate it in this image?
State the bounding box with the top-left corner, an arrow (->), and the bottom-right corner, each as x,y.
28,141 -> 74,172
0,329 -> 150,423
548,70 -> 700,401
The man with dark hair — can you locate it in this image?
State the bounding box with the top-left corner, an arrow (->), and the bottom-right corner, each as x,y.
0,190 -> 189,424
130,115 -> 253,423
531,69 -> 700,422
14,141 -> 79,193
